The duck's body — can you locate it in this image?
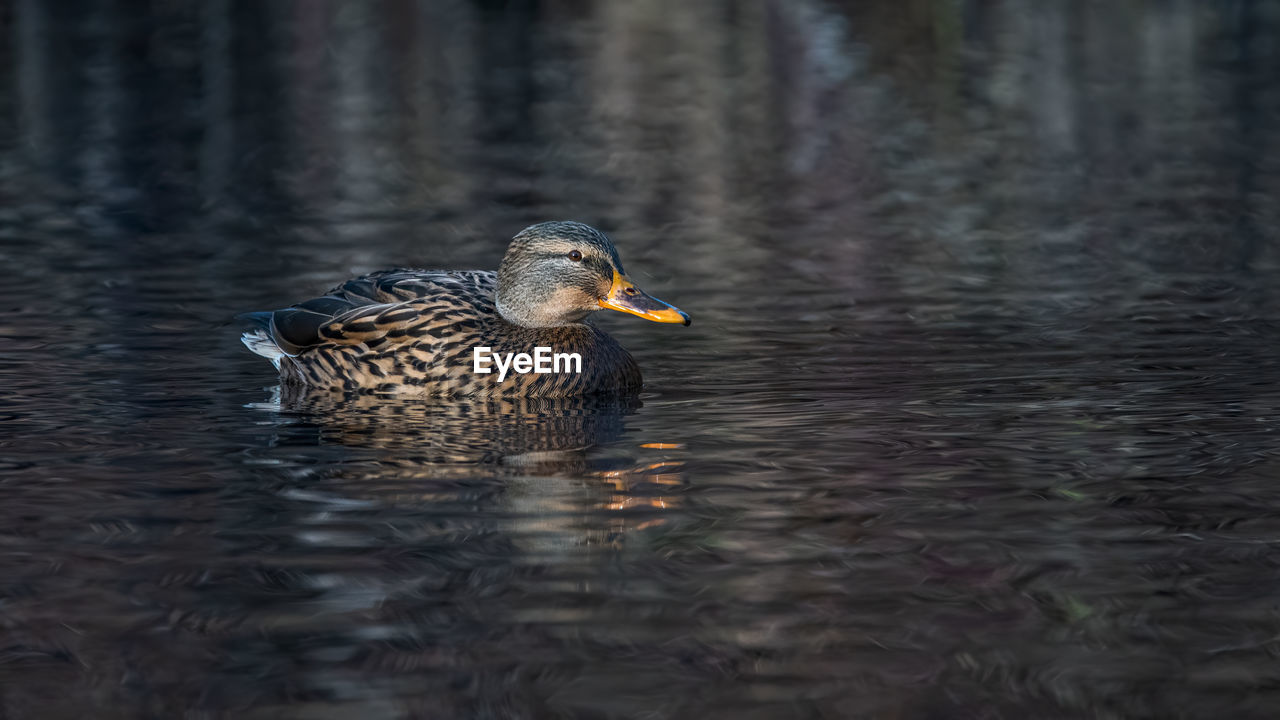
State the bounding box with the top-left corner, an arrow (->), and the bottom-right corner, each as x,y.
242,268 -> 642,396
240,222 -> 688,397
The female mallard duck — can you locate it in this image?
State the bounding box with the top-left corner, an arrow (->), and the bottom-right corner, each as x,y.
240,221 -> 689,397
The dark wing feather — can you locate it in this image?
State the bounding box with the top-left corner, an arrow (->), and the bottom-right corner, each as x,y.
323,269 -> 494,304
258,270 -> 498,356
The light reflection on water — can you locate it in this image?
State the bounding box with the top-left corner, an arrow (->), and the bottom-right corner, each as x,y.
3,1 -> 1280,718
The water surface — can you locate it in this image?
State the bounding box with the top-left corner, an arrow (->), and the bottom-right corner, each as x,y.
3,2 -> 1280,718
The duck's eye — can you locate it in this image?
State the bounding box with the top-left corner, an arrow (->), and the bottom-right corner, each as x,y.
567,250 -> 583,262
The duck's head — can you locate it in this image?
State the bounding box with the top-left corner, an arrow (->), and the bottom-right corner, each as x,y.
496,221 -> 691,329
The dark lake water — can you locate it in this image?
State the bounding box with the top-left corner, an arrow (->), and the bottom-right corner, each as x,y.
4,2 -> 1280,718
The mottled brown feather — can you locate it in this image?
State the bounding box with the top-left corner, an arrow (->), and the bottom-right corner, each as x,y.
259,270 -> 642,397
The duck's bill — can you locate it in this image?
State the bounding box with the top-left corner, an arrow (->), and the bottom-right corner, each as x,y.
599,271 -> 691,326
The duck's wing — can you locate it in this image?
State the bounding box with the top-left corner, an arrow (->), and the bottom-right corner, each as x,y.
246,270 -> 497,357
323,269 -> 497,305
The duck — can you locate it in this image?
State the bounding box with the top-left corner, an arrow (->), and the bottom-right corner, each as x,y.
240,221 -> 690,397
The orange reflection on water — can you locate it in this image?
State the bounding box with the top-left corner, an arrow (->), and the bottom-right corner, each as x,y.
596,460 -> 685,527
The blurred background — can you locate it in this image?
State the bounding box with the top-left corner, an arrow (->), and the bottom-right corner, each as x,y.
3,1 -> 1280,718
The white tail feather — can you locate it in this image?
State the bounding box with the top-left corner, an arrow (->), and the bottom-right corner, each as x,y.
241,330 -> 284,370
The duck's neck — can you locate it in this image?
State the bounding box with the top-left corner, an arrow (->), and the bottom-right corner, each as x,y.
495,294 -> 590,329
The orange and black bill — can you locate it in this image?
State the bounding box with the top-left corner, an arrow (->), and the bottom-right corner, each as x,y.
599,270 -> 691,326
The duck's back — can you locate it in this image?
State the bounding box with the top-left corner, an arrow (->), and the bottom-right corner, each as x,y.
241,269 -> 641,397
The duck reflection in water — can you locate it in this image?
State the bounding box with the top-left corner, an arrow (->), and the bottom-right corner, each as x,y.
252,385 -> 686,542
